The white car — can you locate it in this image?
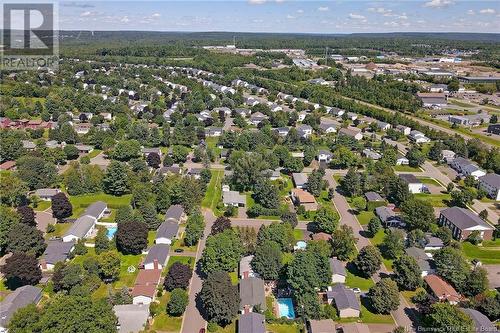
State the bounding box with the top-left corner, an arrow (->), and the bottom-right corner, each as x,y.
352,288 -> 361,293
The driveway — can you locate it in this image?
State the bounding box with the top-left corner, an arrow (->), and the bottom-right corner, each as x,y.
482,264 -> 500,289
35,210 -> 56,233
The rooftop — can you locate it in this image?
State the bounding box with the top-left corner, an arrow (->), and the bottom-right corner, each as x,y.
440,207 -> 493,231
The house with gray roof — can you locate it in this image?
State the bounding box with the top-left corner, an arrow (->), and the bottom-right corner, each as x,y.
0,285 -> 42,331
164,205 -> 185,224
34,188 -> 60,201
405,246 -> 435,276
399,174 -> 426,194
141,147 -> 162,158
318,150 -> 332,163
223,190 -> 246,207
240,277 -> 266,313
292,173 -> 308,189
63,215 -> 97,243
297,124 -> 313,138
143,244 -> 170,270
330,258 -> 347,283
113,304 -> 150,333
364,192 -> 384,203
375,206 -> 403,227
326,283 -> 360,318
439,207 -> 494,241
239,255 -> 258,279
460,308 -> 497,333
362,149 -> 381,160
238,312 -> 265,333
41,240 -> 75,270
155,222 -> 179,245
83,201 -> 108,220
339,127 -> 363,141
204,127 -> 223,137
318,122 -> 337,133
479,173 -> 500,201
376,121 -> 391,131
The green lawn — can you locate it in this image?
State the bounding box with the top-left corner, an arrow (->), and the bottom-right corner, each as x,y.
462,242 -> 500,264
45,223 -> 71,239
417,177 -> 444,187
359,297 -> 394,324
87,149 -> 102,159
69,192 -> 132,218
151,292 -> 183,332
414,193 -> 451,207
357,211 -> 375,225
401,288 -> 425,306
293,229 -> 304,241
345,265 -> 375,291
202,169 -> 224,214
214,321 -> 236,333
166,256 -> 195,272
113,253 -> 143,289
277,176 -> 294,196
370,230 -> 394,271
33,200 -> 51,211
393,165 -> 422,172
148,230 -> 156,246
266,323 -> 302,333
171,235 -> 198,252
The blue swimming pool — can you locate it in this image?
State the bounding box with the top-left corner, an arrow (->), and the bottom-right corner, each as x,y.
106,226 -> 117,240
277,298 -> 295,319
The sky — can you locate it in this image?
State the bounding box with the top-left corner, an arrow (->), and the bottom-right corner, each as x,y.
12,0 -> 500,33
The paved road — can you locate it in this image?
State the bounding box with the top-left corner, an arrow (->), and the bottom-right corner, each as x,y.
180,209 -> 216,333
324,170 -> 416,332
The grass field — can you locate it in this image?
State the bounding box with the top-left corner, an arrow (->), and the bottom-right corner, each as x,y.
393,165 -> 423,172
202,169 -> 224,215
414,193 -> 451,207
214,321 -> 236,333
69,192 -> 132,218
357,211 -> 375,225
370,229 -> 394,271
45,223 -> 71,239
33,200 -> 51,211
293,229 -> 304,241
462,242 -> 500,264
167,256 -> 195,270
151,292 -> 183,332
417,177 -> 444,187
345,264 -> 375,291
266,323 -> 302,333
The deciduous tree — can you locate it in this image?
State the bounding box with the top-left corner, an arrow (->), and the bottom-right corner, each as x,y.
116,221 -> 148,255
51,192 -> 73,220
164,262 -> 193,291
199,272 -> 239,325
1,252 -> 42,289
251,240 -> 282,280
368,278 -> 400,314
353,245 -> 382,277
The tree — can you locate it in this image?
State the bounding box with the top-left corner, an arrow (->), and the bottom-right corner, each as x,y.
0,206 -> 20,253
479,209 -> 488,221
407,229 -> 426,248
97,251 -> 120,282
450,188 -> 475,208
464,266 -> 488,297
251,240 -> 282,280
393,255 -> 423,290
211,216 -> 232,235
7,224 -> 46,257
94,228 -> 110,254
433,247 -> 470,291
201,229 -> 243,275
351,196 -> 366,212
116,221 -> 148,255
16,156 -> 57,190
64,145 -> 80,160
51,192 -> 73,220
109,287 -> 133,305
7,303 -> 41,332
253,179 -> 280,209
368,278 -> 400,314
331,146 -> 358,169
16,206 -> 36,226
425,303 -> 474,333
341,168 -> 361,197
167,288 -> 188,316
401,198 -> 434,231
353,245 -> 382,277
287,247 -> 331,294
164,262 -> 193,291
111,139 -> 141,161
281,211 -> 298,228
389,177 -> 411,205
184,211 -> 205,246
145,152 -> 161,169
296,291 -> 323,320
381,229 -> 405,259
314,206 -> 339,234
199,272 -> 239,325
7,294 -> 118,333
331,225 -> 357,261
367,216 -> 382,236
230,152 -> 267,191
0,173 -> 28,206
406,147 -> 425,167
103,161 -> 130,196
257,222 -> 295,252
307,168 -> 325,197
115,205 -> 133,224
1,252 -> 42,289
139,202 -> 161,230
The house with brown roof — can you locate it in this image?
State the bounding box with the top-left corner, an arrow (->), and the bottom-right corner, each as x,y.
291,188 -> 318,211
424,274 -> 461,304
132,269 -> 162,305
308,319 -> 336,333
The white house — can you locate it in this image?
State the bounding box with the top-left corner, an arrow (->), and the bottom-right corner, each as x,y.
62,215 -> 97,243
396,125 -> 411,136
409,130 -> 431,144
399,174 -> 426,194
396,157 -> 410,165
143,244 -> 170,270
155,222 -> 179,245
318,150 -> 333,163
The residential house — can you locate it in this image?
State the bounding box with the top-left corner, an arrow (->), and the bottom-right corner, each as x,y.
187,167 -> 202,179
440,150 -> 456,163
0,286 -> 42,332
297,124 -> 313,138
269,104 -> 282,112
308,319 -> 336,333
311,233 -> 331,241
75,123 -> 92,134
399,174 -> 426,194
141,147 -> 162,158
273,127 -> 290,137
63,215 -> 97,243
375,206 -> 403,227
319,122 -> 337,134
409,130 -> 431,143
329,107 -> 345,117
143,244 -> 170,270
158,165 -> 182,176
155,222 -> 179,245
205,127 -> 223,137
164,205 -> 185,224
460,308 -> 497,333
362,149 -> 381,160
238,312 -> 265,333
448,115 -> 470,126
405,247 -> 435,276
40,240 -> 75,271
317,150 -> 333,163
396,157 -> 410,165
417,92 -> 447,108
330,258 -> 347,284
132,269 -> 162,305
449,157 -> 486,179
234,108 -> 251,118
83,201 -> 108,220
249,112 -> 267,126
113,304 -> 150,333
438,207 -> 494,241
0,161 -> 16,171
309,78 -> 328,85
396,125 -> 411,136
429,84 -> 449,93
291,189 -> 318,211
424,235 -> 444,251
424,274 -> 461,304
245,97 -> 260,107
22,140 -> 36,150
478,174 -> 500,201
298,111 -> 307,122
240,277 -> 266,313
376,121 -> 391,131
34,188 -> 60,201
327,284 -> 360,318
239,255 -> 258,279
223,190 -> 246,207
340,323 -> 371,333
346,112 -> 358,121
292,173 -> 308,189
339,127 -> 363,141
75,144 -> 94,154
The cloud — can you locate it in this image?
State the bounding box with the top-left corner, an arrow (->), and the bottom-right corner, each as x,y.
318,6 -> 329,12
349,13 -> 366,20
286,14 -> 296,19
152,13 -> 161,18
397,13 -> 408,20
423,0 -> 454,8
62,2 -> 94,8
467,10 -> 475,15
80,11 -> 92,17
120,16 -> 130,23
248,0 -> 267,4
297,9 -> 304,14
368,7 -> 393,16
479,8 -> 496,14
252,19 -> 263,23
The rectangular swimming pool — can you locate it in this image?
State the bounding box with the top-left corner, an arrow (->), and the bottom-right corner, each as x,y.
277,298 -> 295,319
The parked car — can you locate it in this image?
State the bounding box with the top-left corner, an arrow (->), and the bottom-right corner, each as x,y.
174,248 -> 184,253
